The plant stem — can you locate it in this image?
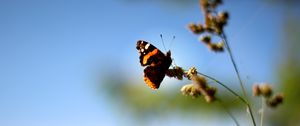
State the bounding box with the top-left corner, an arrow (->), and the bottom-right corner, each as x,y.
198,72 -> 256,126
219,33 -> 256,126
260,97 -> 264,126
220,33 -> 247,97
198,72 -> 245,103
216,98 -> 240,126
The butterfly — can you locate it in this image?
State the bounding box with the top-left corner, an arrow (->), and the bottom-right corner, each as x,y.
136,40 -> 172,89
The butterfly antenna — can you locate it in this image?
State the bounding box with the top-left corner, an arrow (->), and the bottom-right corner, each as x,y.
169,36 -> 177,67
161,34 -> 177,68
160,34 -> 167,52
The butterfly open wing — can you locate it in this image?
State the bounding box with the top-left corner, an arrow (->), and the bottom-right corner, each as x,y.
136,40 -> 172,89
143,66 -> 168,89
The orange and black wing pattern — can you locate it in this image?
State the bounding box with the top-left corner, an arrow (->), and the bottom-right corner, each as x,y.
136,40 -> 172,89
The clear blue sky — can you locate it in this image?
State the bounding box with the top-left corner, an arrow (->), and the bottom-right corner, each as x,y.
0,0 -> 289,125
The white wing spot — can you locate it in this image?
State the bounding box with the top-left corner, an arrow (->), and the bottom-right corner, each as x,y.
141,49 -> 144,52
145,43 -> 150,49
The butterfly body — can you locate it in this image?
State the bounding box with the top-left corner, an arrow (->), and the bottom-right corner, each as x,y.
136,40 -> 172,89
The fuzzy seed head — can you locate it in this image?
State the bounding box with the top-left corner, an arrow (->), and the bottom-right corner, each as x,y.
191,75 -> 208,89
252,84 -> 261,96
181,84 -> 201,98
186,67 -> 198,79
200,0 -> 209,10
166,66 -> 184,80
274,93 -> 284,104
266,93 -> 284,108
259,84 -> 273,98
208,42 -> 224,52
218,11 -> 229,21
188,23 -> 204,34
200,35 -> 211,44
206,86 -> 217,96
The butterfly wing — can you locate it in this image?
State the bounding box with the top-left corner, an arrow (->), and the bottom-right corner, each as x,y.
143,66 -> 167,89
136,40 -> 166,66
136,40 -> 172,89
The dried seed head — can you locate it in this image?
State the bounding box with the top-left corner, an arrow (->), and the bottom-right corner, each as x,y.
218,11 -> 229,21
200,35 -> 211,44
191,75 -> 208,89
200,0 -> 209,11
206,86 -> 217,97
259,84 -> 273,98
188,23 -> 204,34
183,67 -> 217,102
216,41 -> 224,50
181,84 -> 201,98
266,99 -> 277,108
186,67 -> 198,79
273,93 -> 284,104
202,24 -> 214,33
188,23 -> 198,33
181,84 -> 193,95
252,84 -> 261,96
214,24 -> 223,35
266,93 -> 284,108
166,66 -> 184,80
208,42 -> 224,52
205,14 -> 215,27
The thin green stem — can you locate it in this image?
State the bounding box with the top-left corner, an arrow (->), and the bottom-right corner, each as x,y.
260,97 -> 264,126
216,98 -> 240,126
198,72 -> 246,104
248,103 -> 256,126
198,72 -> 256,126
219,33 -> 256,126
220,33 -> 247,98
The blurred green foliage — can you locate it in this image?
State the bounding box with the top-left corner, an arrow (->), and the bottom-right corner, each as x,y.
268,17 -> 300,126
100,70 -> 246,123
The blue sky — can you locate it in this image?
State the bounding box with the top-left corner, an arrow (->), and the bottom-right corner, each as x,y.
0,0 -> 290,125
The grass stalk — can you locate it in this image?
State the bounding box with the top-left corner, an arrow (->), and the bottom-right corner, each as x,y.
260,97 -> 264,126
198,72 -> 256,126
219,33 -> 256,126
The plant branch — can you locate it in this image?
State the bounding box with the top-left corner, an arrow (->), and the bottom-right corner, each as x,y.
219,33 -> 256,126
220,33 -> 247,98
198,72 -> 256,126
